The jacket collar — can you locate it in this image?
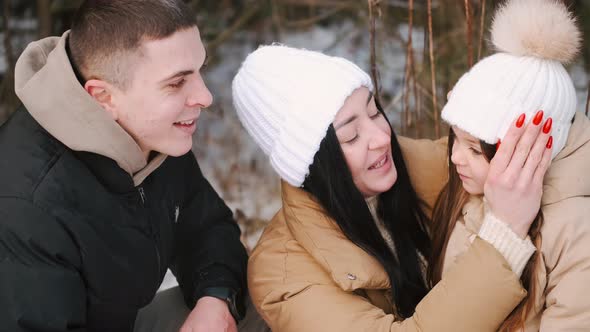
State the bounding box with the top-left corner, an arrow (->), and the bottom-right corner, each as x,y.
75,151 -> 135,193
280,181 -> 390,291
14,31 -> 166,185
75,151 -> 167,192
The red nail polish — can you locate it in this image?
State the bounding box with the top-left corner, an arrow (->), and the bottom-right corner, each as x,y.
546,136 -> 553,149
496,139 -> 501,150
543,117 -> 553,134
533,110 -> 544,126
516,113 -> 526,128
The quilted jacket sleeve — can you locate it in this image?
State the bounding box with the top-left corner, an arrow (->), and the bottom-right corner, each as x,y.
170,153 -> 248,312
0,198 -> 87,331
250,238 -> 526,332
539,198 -> 590,330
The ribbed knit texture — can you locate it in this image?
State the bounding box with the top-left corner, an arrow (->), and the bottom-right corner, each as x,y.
232,45 -> 373,186
478,212 -> 537,277
442,53 -> 576,159
442,0 -> 580,159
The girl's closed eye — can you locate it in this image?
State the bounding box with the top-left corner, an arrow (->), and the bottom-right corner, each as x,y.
469,147 -> 482,155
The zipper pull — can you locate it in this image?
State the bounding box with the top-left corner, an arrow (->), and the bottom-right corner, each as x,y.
138,186 -> 146,204
174,205 -> 180,223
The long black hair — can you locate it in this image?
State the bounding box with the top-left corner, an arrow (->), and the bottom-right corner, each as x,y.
302,100 -> 431,318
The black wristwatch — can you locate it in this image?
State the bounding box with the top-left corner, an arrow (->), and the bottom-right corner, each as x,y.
201,287 -> 244,322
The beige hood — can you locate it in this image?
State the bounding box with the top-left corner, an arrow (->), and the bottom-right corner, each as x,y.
542,112 -> 590,206
14,31 -> 166,185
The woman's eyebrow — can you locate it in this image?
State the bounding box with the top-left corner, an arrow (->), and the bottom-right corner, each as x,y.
335,115 -> 358,130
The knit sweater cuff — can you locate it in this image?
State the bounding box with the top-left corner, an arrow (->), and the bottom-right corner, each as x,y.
478,212 -> 536,277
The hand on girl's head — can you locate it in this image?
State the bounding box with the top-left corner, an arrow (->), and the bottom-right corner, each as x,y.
484,110 -> 553,238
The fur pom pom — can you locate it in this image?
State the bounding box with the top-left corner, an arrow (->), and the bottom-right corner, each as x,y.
491,0 -> 581,64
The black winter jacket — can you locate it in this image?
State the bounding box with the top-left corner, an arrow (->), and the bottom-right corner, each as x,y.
0,109 -> 248,331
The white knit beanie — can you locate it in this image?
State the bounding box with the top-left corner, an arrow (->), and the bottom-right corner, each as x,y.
442,0 -> 581,158
232,45 -> 373,187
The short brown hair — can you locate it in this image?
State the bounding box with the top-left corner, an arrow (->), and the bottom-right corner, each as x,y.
69,0 -> 197,89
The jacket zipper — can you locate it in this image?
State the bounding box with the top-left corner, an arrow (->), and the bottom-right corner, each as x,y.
137,186 -> 161,286
138,187 -> 146,204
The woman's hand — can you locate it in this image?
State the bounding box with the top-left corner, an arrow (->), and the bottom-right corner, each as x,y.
484,110 -> 553,238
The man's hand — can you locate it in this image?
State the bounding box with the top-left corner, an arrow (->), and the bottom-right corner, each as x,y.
179,296 -> 237,332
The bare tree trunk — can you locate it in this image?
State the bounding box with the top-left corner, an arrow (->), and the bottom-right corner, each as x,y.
402,0 -> 414,134
477,0 -> 486,61
464,0 -> 473,67
271,0 -> 284,40
37,0 -> 53,38
368,0 -> 381,103
427,0 -> 440,137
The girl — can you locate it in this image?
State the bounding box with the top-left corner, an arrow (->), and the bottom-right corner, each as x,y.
431,0 -> 590,330
232,44 -> 547,331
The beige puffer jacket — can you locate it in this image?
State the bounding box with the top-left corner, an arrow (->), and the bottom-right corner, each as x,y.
248,137 -> 528,332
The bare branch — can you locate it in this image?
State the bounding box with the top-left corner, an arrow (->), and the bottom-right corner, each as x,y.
478,0 -> 486,60
282,2 -> 352,29
427,0 -> 440,137
465,0 -> 473,67
402,0 -> 415,134
206,1 -> 264,53
37,0 -> 52,38
368,0 -> 381,102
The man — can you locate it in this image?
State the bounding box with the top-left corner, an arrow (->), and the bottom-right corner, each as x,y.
0,1 -> 250,331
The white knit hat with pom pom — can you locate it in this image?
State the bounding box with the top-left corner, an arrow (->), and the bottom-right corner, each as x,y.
442,0 -> 581,158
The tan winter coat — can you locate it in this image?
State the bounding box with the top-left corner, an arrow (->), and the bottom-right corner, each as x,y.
443,112 -> 590,331
248,138 -> 527,332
